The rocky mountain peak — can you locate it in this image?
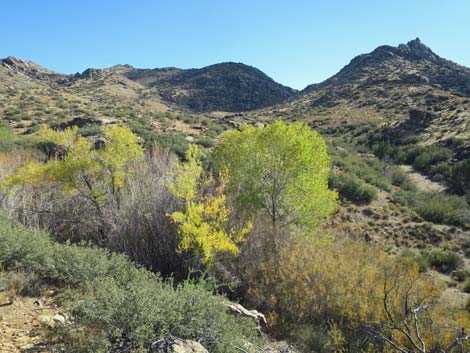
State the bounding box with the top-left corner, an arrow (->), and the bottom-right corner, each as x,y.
398,37 -> 439,62
1,56 -> 57,79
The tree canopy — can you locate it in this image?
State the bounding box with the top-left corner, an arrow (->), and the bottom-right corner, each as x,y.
212,120 -> 337,232
1,125 -> 143,198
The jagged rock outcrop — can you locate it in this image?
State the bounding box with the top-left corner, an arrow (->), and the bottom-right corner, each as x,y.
0,56 -> 58,80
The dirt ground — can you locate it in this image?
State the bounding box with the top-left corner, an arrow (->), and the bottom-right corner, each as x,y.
399,164 -> 447,193
0,292 -> 57,353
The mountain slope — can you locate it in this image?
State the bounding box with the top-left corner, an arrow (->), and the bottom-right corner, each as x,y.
305,38 -> 470,95
0,57 -> 295,139
254,38 -> 470,152
122,62 -> 296,112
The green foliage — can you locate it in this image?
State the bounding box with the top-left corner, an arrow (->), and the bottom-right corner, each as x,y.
78,123 -> 102,137
448,159 -> 470,196
127,117 -> 189,157
390,168 -> 417,191
244,235 -> 443,353
372,141 -> 405,163
329,172 -> 378,204
213,120 -> 337,231
413,145 -> 453,173
168,145 -> 251,265
2,125 -> 143,196
393,190 -> 470,226
423,249 -> 463,274
330,146 -> 392,191
0,125 -> 15,152
0,214 -> 259,353
399,249 -> 429,272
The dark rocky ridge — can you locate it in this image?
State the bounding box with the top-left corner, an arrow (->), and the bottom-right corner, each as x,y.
121,62 -> 297,112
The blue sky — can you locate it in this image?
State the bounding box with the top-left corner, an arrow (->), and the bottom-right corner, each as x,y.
1,0 -> 469,89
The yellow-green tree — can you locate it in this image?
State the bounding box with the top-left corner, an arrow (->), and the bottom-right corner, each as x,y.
212,120 -> 338,233
1,125 -> 143,210
168,144 -> 251,265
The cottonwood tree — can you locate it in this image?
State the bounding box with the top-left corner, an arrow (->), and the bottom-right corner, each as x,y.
212,120 -> 337,249
1,125 -> 143,242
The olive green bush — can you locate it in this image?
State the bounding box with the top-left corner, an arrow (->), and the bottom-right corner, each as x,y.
329,172 -> 378,204
0,214 -> 260,353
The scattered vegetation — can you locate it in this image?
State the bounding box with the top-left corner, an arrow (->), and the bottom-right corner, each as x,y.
0,119 -> 469,353
393,190 -> 470,226
423,249 -> 463,274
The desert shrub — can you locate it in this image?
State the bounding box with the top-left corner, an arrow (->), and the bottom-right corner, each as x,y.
463,282 -> 470,294
128,118 -> 189,157
399,249 -> 429,272
412,146 -> 453,173
390,167 -> 417,191
424,249 -> 463,274
1,147 -> 192,278
400,135 -> 420,145
329,172 -> 377,204
373,141 -> 405,163
453,269 -> 469,282
147,132 -> 189,158
0,214 -> 260,353
331,146 -> 392,190
402,145 -> 426,164
78,123 -> 102,136
0,125 -> 25,152
448,159 -> 470,196
240,235 -> 442,352
429,161 -> 452,178
196,136 -> 215,148
61,277 -> 258,353
393,190 -> 470,226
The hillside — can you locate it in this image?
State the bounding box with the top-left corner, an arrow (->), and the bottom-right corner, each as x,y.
255,38 -> 470,154
246,39 -> 470,276
122,62 -> 296,112
2,38 -> 470,353
0,57 -> 294,126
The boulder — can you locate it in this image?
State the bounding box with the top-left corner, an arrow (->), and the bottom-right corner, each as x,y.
153,338 -> 208,353
432,173 -> 445,183
40,313 -> 67,327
